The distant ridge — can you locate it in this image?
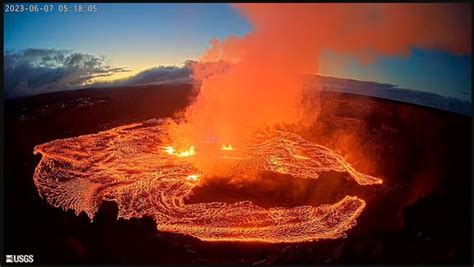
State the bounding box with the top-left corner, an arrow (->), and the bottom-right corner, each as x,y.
306,75 -> 471,116
6,74 -> 470,116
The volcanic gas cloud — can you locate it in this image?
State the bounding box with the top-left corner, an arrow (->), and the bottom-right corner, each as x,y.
33,4 -> 470,242
180,3 -> 471,147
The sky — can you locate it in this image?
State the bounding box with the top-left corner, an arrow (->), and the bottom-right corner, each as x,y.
4,3 -> 472,100
5,4 -> 252,74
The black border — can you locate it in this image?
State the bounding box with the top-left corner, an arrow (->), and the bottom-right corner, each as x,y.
1,1 -> 473,267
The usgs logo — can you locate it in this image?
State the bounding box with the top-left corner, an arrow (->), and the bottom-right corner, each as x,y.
5,255 -> 34,263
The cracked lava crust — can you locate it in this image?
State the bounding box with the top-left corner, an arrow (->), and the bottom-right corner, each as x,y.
33,119 -> 382,243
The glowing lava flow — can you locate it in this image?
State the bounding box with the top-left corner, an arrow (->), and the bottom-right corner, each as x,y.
33,119 -> 382,243
221,144 -> 233,150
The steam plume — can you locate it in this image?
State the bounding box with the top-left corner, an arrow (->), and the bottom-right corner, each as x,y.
178,3 -> 471,147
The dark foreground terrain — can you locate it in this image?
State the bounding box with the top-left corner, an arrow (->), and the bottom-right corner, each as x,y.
4,84 -> 471,264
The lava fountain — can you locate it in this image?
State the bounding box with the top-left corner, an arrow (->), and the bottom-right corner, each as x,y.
33,119 -> 381,243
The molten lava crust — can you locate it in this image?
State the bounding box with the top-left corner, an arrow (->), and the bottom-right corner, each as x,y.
33,119 -> 382,243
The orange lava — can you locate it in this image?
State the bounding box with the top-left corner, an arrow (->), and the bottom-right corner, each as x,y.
33,119 -> 381,243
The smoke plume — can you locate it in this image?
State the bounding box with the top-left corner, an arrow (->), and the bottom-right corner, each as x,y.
177,3 -> 470,148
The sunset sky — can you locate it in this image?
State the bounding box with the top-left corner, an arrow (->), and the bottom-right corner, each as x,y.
4,3 -> 472,100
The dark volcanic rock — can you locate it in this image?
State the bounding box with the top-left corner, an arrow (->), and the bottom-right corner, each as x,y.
4,84 -> 471,264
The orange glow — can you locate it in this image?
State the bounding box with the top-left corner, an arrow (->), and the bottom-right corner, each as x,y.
177,146 -> 195,157
221,144 -> 233,150
222,156 -> 245,160
186,174 -> 201,182
33,120 -> 382,243
164,145 -> 196,157
293,154 -> 310,160
175,4 -> 471,150
164,146 -> 175,155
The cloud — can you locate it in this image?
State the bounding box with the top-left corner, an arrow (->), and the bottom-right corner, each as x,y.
4,48 -> 128,98
92,64 -> 192,88
3,48 -> 236,98
93,60 -> 233,87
